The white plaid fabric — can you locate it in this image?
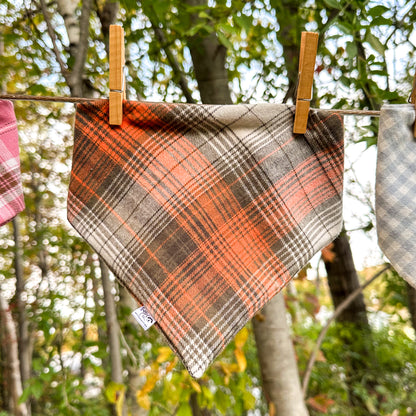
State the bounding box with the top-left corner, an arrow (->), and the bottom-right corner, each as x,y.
376,104 -> 416,288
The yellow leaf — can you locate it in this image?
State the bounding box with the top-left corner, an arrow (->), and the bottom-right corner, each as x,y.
189,379 -> 201,393
105,382 -> 125,404
116,392 -> 125,416
139,367 -> 151,377
269,402 -> 276,416
234,348 -> 247,372
156,346 -> 172,363
234,327 -> 249,349
166,357 -> 178,373
136,393 -> 151,410
140,373 -> 159,395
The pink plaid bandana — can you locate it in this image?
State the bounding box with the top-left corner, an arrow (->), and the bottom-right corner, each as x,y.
0,100 -> 24,226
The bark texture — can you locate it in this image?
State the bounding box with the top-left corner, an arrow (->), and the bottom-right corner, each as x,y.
41,0 -> 94,97
96,0 -> 120,55
13,218 -> 32,415
184,0 -> 232,104
253,294 -> 309,416
324,232 -> 369,328
100,260 -> 123,384
273,0 -> 304,103
100,260 -> 126,416
407,283 -> 416,333
119,288 -> 148,416
0,291 -> 28,416
323,231 -> 376,412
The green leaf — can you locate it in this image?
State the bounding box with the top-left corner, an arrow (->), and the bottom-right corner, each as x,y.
324,0 -> 342,9
119,0 -> 137,10
367,5 -> 389,17
234,14 -> 253,32
19,386 -> 31,404
214,389 -> 231,414
198,11 -> 212,20
31,379 -> 44,399
356,135 -> 377,149
105,382 -> 125,404
217,32 -> 233,50
187,23 -> 214,37
371,16 -> 392,26
176,403 -> 192,416
345,41 -> 357,59
365,31 -> 386,55
152,0 -> 170,20
242,391 -> 255,410
28,84 -> 48,96
336,22 -> 353,34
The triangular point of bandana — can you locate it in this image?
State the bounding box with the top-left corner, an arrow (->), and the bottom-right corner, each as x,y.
68,100 -> 344,377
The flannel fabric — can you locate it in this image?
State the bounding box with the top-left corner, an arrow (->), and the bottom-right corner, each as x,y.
376,104 -> 416,288
68,100 -> 344,377
0,100 -> 24,226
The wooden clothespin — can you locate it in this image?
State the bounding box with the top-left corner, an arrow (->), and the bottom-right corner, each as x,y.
293,32 -> 319,134
410,72 -> 416,137
109,25 -> 125,125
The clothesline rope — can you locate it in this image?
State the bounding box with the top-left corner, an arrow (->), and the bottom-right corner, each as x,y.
0,93 -> 381,116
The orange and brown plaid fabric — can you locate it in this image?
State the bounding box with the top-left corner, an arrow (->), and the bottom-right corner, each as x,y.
68,100 -> 344,377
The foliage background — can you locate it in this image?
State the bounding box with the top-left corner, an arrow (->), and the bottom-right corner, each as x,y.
1,0 -> 416,415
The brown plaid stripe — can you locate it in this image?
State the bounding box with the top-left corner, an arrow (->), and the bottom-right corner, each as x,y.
68,100 -> 344,377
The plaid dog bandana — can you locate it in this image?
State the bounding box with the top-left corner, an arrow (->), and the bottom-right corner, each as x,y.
68,100 -> 344,377
0,100 -> 24,226
376,104 -> 416,288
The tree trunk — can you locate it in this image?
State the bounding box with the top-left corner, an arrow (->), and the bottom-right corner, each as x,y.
184,0 -> 232,105
96,0 -> 120,55
118,288 -> 148,416
323,231 -> 376,412
100,259 -> 125,416
13,217 -> 32,415
407,283 -> 416,333
324,232 -> 369,328
273,0 -> 304,103
100,261 -> 123,382
90,260 -> 108,351
253,294 -> 309,416
0,290 -> 28,416
0,35 -> 30,416
187,32 -> 232,105
189,393 -> 211,416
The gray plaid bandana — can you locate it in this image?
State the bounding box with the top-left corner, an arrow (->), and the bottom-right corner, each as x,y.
376,104 -> 416,288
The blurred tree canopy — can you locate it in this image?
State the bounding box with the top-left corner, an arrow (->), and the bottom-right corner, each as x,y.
1,0 -> 416,415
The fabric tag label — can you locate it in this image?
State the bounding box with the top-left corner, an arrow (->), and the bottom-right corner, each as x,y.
132,306 -> 156,330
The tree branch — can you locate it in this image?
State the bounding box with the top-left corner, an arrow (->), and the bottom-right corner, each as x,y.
148,12 -> 195,103
96,0 -> 119,56
119,328 -> 137,367
302,264 -> 391,397
0,288 -> 28,416
38,0 -> 70,81
70,0 -> 93,96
